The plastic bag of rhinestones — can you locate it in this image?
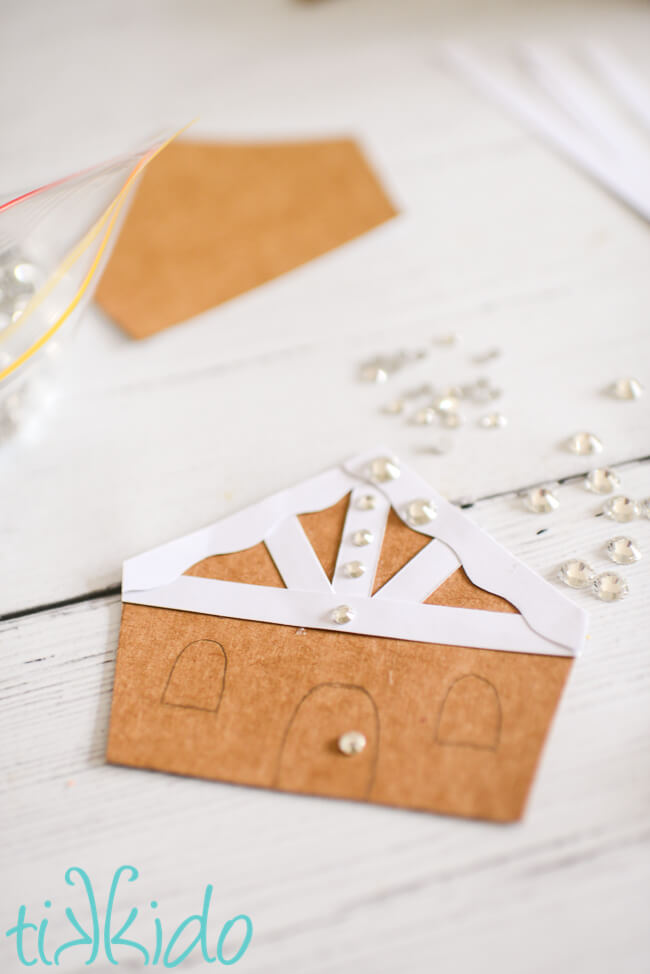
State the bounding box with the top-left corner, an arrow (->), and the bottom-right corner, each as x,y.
0,131 -> 177,441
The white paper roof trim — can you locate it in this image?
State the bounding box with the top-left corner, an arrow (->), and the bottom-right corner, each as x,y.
122,448 -> 589,658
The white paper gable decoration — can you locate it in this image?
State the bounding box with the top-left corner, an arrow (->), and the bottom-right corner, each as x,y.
122,446 -> 588,658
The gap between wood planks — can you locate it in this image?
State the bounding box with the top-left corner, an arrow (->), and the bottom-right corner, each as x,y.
2,453 -> 648,626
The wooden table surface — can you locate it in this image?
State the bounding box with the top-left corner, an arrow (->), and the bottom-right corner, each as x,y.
1,2 -> 649,971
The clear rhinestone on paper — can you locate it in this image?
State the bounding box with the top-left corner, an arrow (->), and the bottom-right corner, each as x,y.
606,537 -> 641,565
359,363 -> 388,383
611,377 -> 643,400
352,529 -> 373,547
356,493 -> 377,511
557,559 -> 595,589
343,560 -> 366,578
478,412 -> 507,429
602,495 -> 638,522
525,486 -> 560,513
593,572 -> 628,602
413,406 -> 436,426
338,730 -> 366,755
585,468 -> 620,494
368,456 -> 400,483
405,498 -> 437,526
639,498 -> 650,519
567,432 -> 602,455
331,604 -> 356,624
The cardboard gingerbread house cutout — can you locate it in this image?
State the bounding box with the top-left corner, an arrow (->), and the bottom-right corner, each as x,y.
108,448 -> 588,822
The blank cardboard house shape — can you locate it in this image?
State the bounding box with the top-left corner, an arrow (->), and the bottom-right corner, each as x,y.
108,448 -> 588,822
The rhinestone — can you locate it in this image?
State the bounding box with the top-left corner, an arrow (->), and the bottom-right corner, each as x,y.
337,730 -> 366,755
606,537 -> 641,565
478,412 -> 507,429
405,498 -> 437,526
585,468 -> 620,494
342,560 -> 366,578
639,498 -> 650,519
295,627 -> 307,636
331,604 -> 356,625
434,333 -> 458,346
602,495 -> 638,522
593,572 -> 628,602
413,406 -> 436,425
368,456 -> 400,483
356,493 -> 377,511
440,411 -> 464,429
525,486 -> 559,514
13,262 -> 37,285
383,398 -> 405,415
611,377 -> 643,400
359,362 -> 388,383
567,432 -> 602,455
557,559 -> 595,589
352,529 -> 373,546
432,394 -> 459,413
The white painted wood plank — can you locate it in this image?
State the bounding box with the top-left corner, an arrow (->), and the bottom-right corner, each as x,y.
1,468 -> 649,973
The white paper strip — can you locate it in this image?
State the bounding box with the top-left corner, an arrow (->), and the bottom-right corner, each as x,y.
343,448 -> 587,655
265,516 -> 333,593
331,487 -> 390,597
374,539 -> 460,604
584,44 -> 650,130
124,466 -> 357,593
123,575 -> 571,657
443,43 -> 650,223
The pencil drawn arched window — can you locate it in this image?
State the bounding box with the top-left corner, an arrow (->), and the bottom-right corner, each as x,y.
435,674 -> 501,751
162,639 -> 227,713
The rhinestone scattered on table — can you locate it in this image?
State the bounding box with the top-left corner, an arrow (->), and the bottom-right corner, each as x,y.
585,468 -> 620,494
478,412 -> 507,429
558,559 -> 595,589
593,572 -> 628,602
606,537 -> 641,565
567,432 -> 602,456
602,495 -> 638,522
525,486 -> 560,514
611,377 -> 644,400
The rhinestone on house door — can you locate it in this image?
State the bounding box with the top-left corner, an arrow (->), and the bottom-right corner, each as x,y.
331,604 -> 356,625
585,468 -> 620,494
368,456 -> 400,483
602,496 -> 638,522
593,572 -> 628,602
405,498 -> 437,527
606,537 -> 641,565
558,560 -> 595,589
337,731 -> 366,756
525,486 -> 559,514
567,432 -> 602,456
